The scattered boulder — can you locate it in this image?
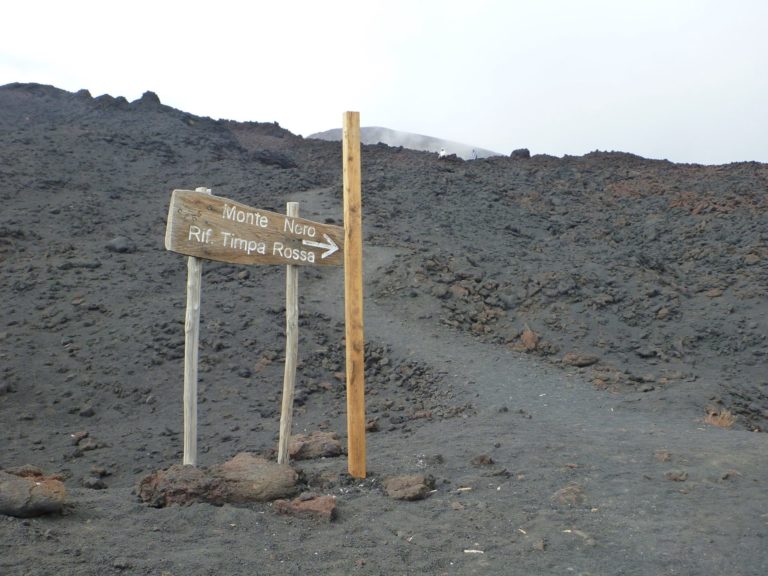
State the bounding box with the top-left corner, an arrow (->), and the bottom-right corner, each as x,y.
511,148 -> 531,159
383,474 -> 435,501
137,453 -> 298,508
0,468 -> 67,517
273,493 -> 337,522
289,431 -> 342,460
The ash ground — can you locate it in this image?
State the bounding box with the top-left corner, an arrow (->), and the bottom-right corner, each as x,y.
1,83 -> 767,575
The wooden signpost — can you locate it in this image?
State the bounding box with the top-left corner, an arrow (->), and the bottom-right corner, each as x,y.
343,112 -> 366,478
165,190 -> 343,267
164,111 -> 367,478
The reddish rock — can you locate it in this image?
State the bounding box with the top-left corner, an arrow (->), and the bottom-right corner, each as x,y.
0,468 -> 68,517
137,453 -> 298,508
383,475 -> 435,501
449,283 -> 469,298
137,464 -> 215,507
273,493 -> 337,522
520,325 -> 540,352
288,431 -> 342,460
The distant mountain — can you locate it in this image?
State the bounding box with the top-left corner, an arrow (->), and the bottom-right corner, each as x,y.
308,126 -> 501,160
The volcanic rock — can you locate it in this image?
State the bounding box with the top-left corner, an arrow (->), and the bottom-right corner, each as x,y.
105,236 -> 137,254
0,468 -> 68,517
511,148 -> 531,159
289,431 -> 342,460
137,453 -> 298,507
273,493 -> 337,522
383,474 -> 435,501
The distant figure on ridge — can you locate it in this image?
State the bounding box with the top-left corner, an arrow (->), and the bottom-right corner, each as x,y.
438,147 -> 447,158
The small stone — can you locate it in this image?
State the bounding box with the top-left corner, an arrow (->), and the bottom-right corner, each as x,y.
551,483 -> 586,506
520,325 -> 540,352
112,557 -> 132,570
471,454 -> 494,467
78,438 -> 98,451
273,493 -> 337,522
383,475 -> 435,501
635,348 -> 657,359
91,466 -> 110,478
288,431 -> 342,460
365,418 -> 380,432
82,476 -> 107,490
449,283 -> 469,298
5,465 -> 44,478
431,284 -> 450,299
105,236 -> 137,254
70,430 -> 89,445
562,352 -> 599,367
665,470 -> 688,482
721,469 -> 742,481
532,538 -> 547,551
79,406 -> 95,418
654,450 -> 672,462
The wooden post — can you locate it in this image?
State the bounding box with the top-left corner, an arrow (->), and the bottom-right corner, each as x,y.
277,202 -> 300,464
343,111 -> 366,478
183,186 -> 210,466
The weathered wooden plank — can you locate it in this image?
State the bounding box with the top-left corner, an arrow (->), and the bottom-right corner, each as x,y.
165,190 -> 344,267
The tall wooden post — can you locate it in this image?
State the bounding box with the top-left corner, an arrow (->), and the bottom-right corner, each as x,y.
277,202 -> 300,464
343,111 -> 366,478
183,186 -> 211,466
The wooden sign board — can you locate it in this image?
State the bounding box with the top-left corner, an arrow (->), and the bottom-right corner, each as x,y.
165,189 -> 344,267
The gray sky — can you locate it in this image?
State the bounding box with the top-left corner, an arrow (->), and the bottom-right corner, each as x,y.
2,0 -> 766,164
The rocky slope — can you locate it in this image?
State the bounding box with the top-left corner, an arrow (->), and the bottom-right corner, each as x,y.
1,83 -> 767,575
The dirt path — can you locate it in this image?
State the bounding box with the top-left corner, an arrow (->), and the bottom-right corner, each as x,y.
293,186 -> 768,575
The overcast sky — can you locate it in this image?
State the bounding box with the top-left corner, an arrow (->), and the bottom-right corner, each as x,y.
2,0 -> 766,164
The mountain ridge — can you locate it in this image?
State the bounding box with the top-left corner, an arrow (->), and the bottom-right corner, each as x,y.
309,125 -> 502,160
